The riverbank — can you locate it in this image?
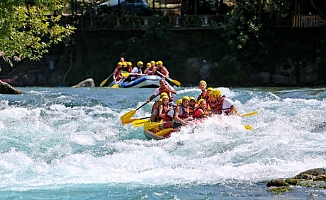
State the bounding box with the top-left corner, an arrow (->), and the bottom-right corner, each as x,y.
1,28 -> 326,87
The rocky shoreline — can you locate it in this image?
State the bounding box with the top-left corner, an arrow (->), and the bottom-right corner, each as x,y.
267,168 -> 326,194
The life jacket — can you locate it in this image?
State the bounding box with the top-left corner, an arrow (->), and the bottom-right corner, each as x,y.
159,104 -> 172,122
114,66 -> 123,81
176,105 -> 189,119
193,108 -> 208,119
159,87 -> 174,101
208,100 -> 221,114
189,105 -> 196,116
197,90 -> 209,101
151,101 -> 162,122
216,97 -> 225,115
122,66 -> 132,73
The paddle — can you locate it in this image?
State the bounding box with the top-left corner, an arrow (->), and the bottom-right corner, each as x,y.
111,77 -> 126,88
143,120 -> 168,130
156,128 -> 174,136
120,99 -> 155,122
100,72 -> 113,87
156,71 -> 181,87
244,124 -> 253,130
133,118 -> 151,127
121,116 -> 150,125
240,111 -> 258,117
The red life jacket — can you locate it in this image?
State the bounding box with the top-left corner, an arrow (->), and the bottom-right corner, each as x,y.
159,87 -> 174,101
216,97 -> 225,115
208,100 -> 221,114
177,105 -> 189,119
189,105 -> 196,116
114,66 -> 123,81
193,108 -> 206,119
197,90 -> 209,101
159,104 -> 172,121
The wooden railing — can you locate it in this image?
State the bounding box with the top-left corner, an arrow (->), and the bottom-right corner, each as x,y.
60,14 -> 225,30
60,14 -> 326,30
292,15 -> 326,28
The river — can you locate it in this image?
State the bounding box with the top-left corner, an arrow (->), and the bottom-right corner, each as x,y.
0,87 -> 325,199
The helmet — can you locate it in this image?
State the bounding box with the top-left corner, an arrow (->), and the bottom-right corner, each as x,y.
199,80 -> 207,86
160,92 -> 168,97
182,96 -> 190,101
207,87 -> 214,91
212,89 -> 222,96
146,62 -> 151,67
189,96 -> 196,101
127,62 -> 132,66
121,62 -> 127,66
197,98 -> 205,105
176,99 -> 182,105
137,61 -> 143,66
151,61 -> 156,64
157,61 -> 163,65
118,62 -> 122,66
161,95 -> 169,100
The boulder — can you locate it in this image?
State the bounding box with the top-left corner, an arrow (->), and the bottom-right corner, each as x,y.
72,78 -> 95,87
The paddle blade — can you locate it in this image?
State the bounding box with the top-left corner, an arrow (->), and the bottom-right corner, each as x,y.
121,118 -> 136,125
120,110 -> 136,121
133,119 -> 150,127
170,79 -> 181,87
156,128 -> 174,136
111,83 -> 119,88
100,78 -> 109,87
240,111 -> 258,117
144,121 -> 163,130
244,124 -> 253,130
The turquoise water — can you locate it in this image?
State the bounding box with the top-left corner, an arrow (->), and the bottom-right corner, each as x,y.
0,87 -> 326,199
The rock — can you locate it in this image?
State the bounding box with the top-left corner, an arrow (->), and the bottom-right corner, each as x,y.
299,60 -> 319,84
267,186 -> 291,194
266,179 -> 289,187
253,72 -> 271,84
272,58 -> 297,86
272,74 -> 297,86
72,78 -> 95,87
295,168 -> 326,179
0,80 -> 23,94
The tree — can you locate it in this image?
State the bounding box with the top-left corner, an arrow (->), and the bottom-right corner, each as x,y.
0,0 -> 74,67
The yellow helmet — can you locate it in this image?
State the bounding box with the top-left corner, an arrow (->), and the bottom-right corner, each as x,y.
118,62 -> 122,66
146,62 -> 151,67
127,62 -> 132,66
161,95 -> 169,100
182,96 -> 190,101
176,99 -> 182,105
207,87 -> 214,91
197,98 -> 205,105
151,61 -> 155,64
212,89 -> 222,96
199,80 -> 207,86
189,96 -> 196,101
121,62 -> 127,66
157,61 -> 163,65
137,61 -> 143,66
160,92 -> 168,97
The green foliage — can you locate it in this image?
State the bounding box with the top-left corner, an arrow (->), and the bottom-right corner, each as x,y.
0,0 -> 74,66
